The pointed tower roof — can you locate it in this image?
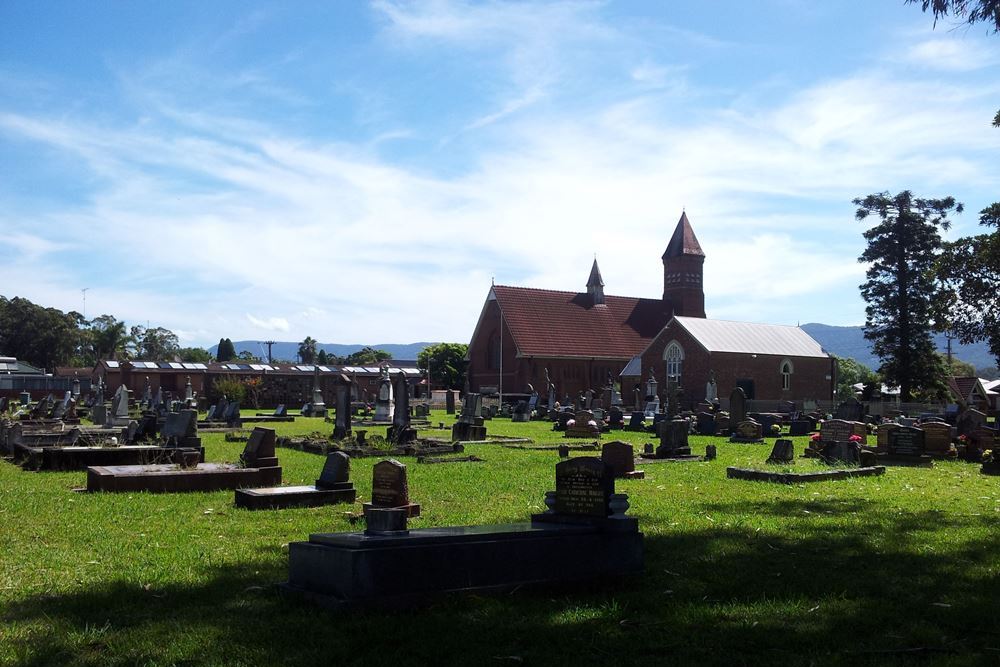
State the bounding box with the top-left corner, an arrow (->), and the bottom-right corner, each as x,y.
586,258 -> 604,287
662,211 -> 705,259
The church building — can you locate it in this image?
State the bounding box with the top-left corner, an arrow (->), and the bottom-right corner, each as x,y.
465,213 -> 835,407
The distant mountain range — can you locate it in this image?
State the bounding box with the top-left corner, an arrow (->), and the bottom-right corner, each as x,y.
801,323 -> 996,373
209,341 -> 436,363
210,328 -> 998,376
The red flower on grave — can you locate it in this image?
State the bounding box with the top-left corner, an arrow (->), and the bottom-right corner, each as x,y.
849,435 -> 862,443
810,433 -> 821,442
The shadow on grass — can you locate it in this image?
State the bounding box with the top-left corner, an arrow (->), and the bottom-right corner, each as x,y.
4,513 -> 1000,666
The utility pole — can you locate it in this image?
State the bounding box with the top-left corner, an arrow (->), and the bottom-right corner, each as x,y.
264,340 -> 275,364
81,288 -> 89,320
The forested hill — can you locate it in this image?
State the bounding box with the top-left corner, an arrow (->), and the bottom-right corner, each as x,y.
210,341 -> 436,362
801,323 -> 996,372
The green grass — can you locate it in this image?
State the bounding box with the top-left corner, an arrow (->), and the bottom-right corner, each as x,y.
1,411 -> 998,666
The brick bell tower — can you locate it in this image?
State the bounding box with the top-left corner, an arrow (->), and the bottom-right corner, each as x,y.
662,211 -> 706,318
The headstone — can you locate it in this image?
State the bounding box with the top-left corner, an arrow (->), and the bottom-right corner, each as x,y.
756,413 -> 779,435
601,441 -> 643,479
696,412 -> 717,436
957,409 -> 987,438
389,373 -> 416,445
834,396 -> 864,422
222,400 -> 241,426
704,444 -> 717,460
333,375 -> 352,440
367,459 -> 420,517
729,387 -> 747,425
789,420 -> 813,437
374,365 -> 394,422
820,440 -> 860,465
730,420 -> 763,443
240,427 -> 278,468
626,412 -> 644,431
452,393 -> 486,441
184,376 -> 194,403
715,414 -> 730,435
920,421 -> 952,456
274,404 -> 287,417
51,396 -> 68,420
767,439 -> 795,463
820,419 -> 865,444
71,376 -> 81,398
876,422 -> 899,448
656,419 -> 691,456
161,409 -> 200,448
565,410 -> 601,438
554,457 -> 612,517
445,390 -> 456,414
512,400 -> 530,422
607,406 -> 624,429
887,426 -> 926,457
316,451 -> 351,489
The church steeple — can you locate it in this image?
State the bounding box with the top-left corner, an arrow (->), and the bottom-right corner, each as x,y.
662,212 -> 706,318
586,258 -> 605,305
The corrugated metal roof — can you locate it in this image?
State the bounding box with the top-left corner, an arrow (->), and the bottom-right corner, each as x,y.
674,316 -> 828,358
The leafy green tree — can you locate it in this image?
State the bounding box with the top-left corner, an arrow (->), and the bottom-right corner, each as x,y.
835,356 -> 879,399
344,346 -> 391,365
298,336 -> 317,364
907,0 -> 1000,32
216,338 -> 236,362
317,349 -> 329,365
0,296 -> 80,370
89,314 -> 129,361
937,206 -> 1000,369
178,347 -> 213,363
133,326 -> 179,360
417,343 -> 469,390
236,350 -> 261,362
939,352 -> 976,377
854,191 -> 962,402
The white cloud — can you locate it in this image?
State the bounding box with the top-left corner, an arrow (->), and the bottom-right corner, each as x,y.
899,37 -> 998,72
246,314 -> 291,332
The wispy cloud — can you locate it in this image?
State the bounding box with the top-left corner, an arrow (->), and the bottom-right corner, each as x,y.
246,314 -> 291,332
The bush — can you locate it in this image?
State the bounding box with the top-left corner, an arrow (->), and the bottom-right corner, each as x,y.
210,375 -> 247,404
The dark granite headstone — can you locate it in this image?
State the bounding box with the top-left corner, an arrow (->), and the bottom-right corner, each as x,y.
161,409 -> 199,447
957,409 -> 987,438
820,419 -> 859,443
372,459 -> 408,507
729,387 -> 747,425
333,376 -> 352,440
767,439 -> 795,463
789,420 -> 812,437
445,390 -> 456,414
696,412 -> 717,436
820,440 -> 860,465
834,396 -> 864,421
920,421 -> 951,456
316,451 -> 351,489
554,457 -> 612,517
388,373 -> 416,445
607,406 -> 624,429
241,427 -> 278,468
601,441 -> 642,479
656,419 -> 691,456
274,404 -> 287,417
888,426 -> 926,457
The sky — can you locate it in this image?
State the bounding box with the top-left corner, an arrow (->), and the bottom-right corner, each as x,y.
1,1 -> 998,348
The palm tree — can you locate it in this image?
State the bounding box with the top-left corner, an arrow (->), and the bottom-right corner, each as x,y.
298,336 -> 317,364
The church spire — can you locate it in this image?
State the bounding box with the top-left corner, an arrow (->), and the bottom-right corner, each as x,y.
662,211 -> 705,259
586,258 -> 605,305
662,211 -> 706,318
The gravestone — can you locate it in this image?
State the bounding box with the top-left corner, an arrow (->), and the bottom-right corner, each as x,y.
214,399 -> 229,422
161,409 -> 200,448
274,404 -> 287,417
756,413 -> 779,435
108,386 -> 131,426
364,459 -> 420,517
512,400 -> 530,422
729,387 -> 747,426
388,373 -> 416,445
445,390 -> 456,415
876,422 -> 899,449
696,412 -> 717,436
222,400 -> 241,426
820,440 -> 860,465
51,395 -> 68,420
626,412 -> 645,431
607,406 -> 624,429
887,426 -> 926,457
373,366 -> 394,422
956,409 -> 987,438
920,421 -> 952,457
452,393 -> 487,441
821,419 -> 866,444
601,441 -> 643,479
789,420 -> 813,437
333,375 -> 352,440
715,414 -> 730,436
834,396 -> 864,421
205,405 -> 218,421
565,410 -> 601,439
241,427 -> 279,468
704,444 -> 717,460
656,419 -> 691,456
729,420 -> 763,443
554,457 -> 612,517
184,376 -> 195,405
309,367 -> 327,418
767,439 -> 795,463
316,451 -> 351,490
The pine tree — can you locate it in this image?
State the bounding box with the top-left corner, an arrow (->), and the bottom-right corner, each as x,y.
216,338 -> 236,362
854,190 -> 962,402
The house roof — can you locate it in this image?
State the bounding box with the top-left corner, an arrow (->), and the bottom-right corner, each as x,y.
662,211 -> 705,259
492,285 -> 670,359
948,376 -> 993,403
671,316 -> 829,358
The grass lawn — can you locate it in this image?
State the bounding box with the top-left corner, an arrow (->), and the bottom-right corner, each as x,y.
1,411 -> 998,666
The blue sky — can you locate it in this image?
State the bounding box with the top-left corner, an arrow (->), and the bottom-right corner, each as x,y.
1,1 -> 998,348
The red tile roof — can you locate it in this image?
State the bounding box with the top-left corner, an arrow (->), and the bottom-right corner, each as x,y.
493,285 -> 669,359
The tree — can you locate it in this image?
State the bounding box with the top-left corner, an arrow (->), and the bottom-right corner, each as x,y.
131,326 -> 180,360
216,338 -> 236,362
936,203 -> 1000,367
835,356 -> 879,399
0,296 -> 80,370
344,346 -> 391,366
854,191 -> 962,402
298,336 -> 317,364
236,350 -> 261,362
907,0 -> 1000,32
939,352 -> 976,377
178,347 -> 213,363
317,349 -> 329,365
417,343 -> 469,390
89,315 -> 129,361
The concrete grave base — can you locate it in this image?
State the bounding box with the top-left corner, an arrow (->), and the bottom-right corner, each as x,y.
727,465 -> 886,484
876,454 -> 934,468
282,518 -> 642,608
87,462 -> 281,493
19,445 -> 203,472
362,502 -> 421,518
235,483 -> 356,510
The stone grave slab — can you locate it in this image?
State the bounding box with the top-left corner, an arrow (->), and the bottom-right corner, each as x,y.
767,439 -> 795,464
878,425 -> 933,468
235,451 -> 357,510
601,441 -> 644,479
920,421 -> 953,458
727,466 -> 885,484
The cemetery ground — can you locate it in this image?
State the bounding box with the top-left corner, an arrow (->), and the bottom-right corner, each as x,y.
1,413 -> 999,666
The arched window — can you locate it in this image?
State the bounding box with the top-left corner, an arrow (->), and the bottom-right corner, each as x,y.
780,359 -> 793,391
663,341 -> 684,385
